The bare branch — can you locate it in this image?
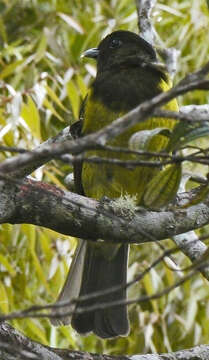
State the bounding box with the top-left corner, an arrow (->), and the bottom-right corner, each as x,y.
135,0 -> 157,44
154,107 -> 209,122
135,0 -> 179,77
62,152 -> 209,169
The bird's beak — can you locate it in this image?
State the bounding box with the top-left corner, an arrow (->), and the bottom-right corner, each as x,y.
81,47 -> 99,59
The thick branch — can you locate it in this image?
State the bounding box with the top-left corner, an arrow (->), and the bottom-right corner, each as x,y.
0,322 -> 209,360
1,177 -> 209,245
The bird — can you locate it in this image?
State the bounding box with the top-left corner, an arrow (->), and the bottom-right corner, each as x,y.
50,30 -> 179,338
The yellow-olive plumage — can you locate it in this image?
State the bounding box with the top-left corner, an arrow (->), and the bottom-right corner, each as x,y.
51,30 -> 179,339
83,77 -> 178,201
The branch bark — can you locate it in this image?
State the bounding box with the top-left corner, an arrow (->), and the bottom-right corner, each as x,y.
0,322 -> 209,360
1,177 -> 209,246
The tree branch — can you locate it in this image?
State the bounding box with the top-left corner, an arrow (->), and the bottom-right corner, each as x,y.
0,64 -> 209,176
0,125 -> 72,179
1,177 -> 209,246
135,0 -> 157,45
0,322 -> 209,360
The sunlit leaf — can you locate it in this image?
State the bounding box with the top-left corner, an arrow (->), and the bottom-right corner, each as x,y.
0,253 -> 16,277
35,33 -> 47,63
43,97 -> 64,122
38,230 -> 52,262
45,84 -> 68,112
44,169 -> 66,189
22,224 -> 50,293
21,95 -> 41,140
142,273 -> 159,314
75,74 -> 88,98
67,80 -> 80,119
0,281 -> 9,313
185,297 -> 198,333
0,112 -> 14,145
26,319 -> 48,345
0,60 -> 24,80
58,13 -> 84,34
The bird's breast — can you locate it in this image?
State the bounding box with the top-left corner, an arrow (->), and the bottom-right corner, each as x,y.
81,69 -> 178,202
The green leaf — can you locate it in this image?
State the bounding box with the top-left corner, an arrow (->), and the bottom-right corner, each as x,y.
0,253 -> 16,277
180,126 -> 209,147
167,121 -> 209,151
143,272 -> 159,314
67,80 -> 80,119
35,33 -> 47,63
45,84 -> 68,112
0,16 -> 7,43
43,98 -> 64,122
0,59 -> 24,80
75,74 -> 88,98
0,281 -> 9,313
143,164 -> 182,209
129,127 -> 171,151
21,95 -> 41,140
58,13 -> 84,34
26,319 -> 48,345
22,225 -> 51,293
0,111 -> 14,146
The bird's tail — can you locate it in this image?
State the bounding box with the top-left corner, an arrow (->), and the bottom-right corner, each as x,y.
51,240 -> 129,338
50,239 -> 87,326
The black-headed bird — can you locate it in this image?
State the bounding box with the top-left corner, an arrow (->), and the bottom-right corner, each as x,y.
51,30 -> 179,338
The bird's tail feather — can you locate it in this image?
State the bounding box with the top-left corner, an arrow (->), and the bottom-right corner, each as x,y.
50,239 -> 87,326
51,240 -> 129,338
71,242 -> 129,338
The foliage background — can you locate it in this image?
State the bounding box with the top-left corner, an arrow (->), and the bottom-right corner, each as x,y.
0,0 -> 209,355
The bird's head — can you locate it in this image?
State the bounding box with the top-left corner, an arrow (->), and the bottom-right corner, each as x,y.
82,30 -> 159,73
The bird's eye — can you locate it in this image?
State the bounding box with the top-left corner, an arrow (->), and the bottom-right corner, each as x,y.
109,38 -> 122,49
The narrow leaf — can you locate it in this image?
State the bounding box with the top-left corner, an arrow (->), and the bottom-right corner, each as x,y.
0,253 -> 16,277
0,60 -> 24,80
45,84 -> 68,112
67,80 -> 80,119
58,13 -> 84,34
21,96 -> 41,140
0,281 -> 9,313
167,121 -> 209,151
43,98 -> 64,122
129,127 -> 171,151
35,34 -> 47,62
144,164 -> 182,209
